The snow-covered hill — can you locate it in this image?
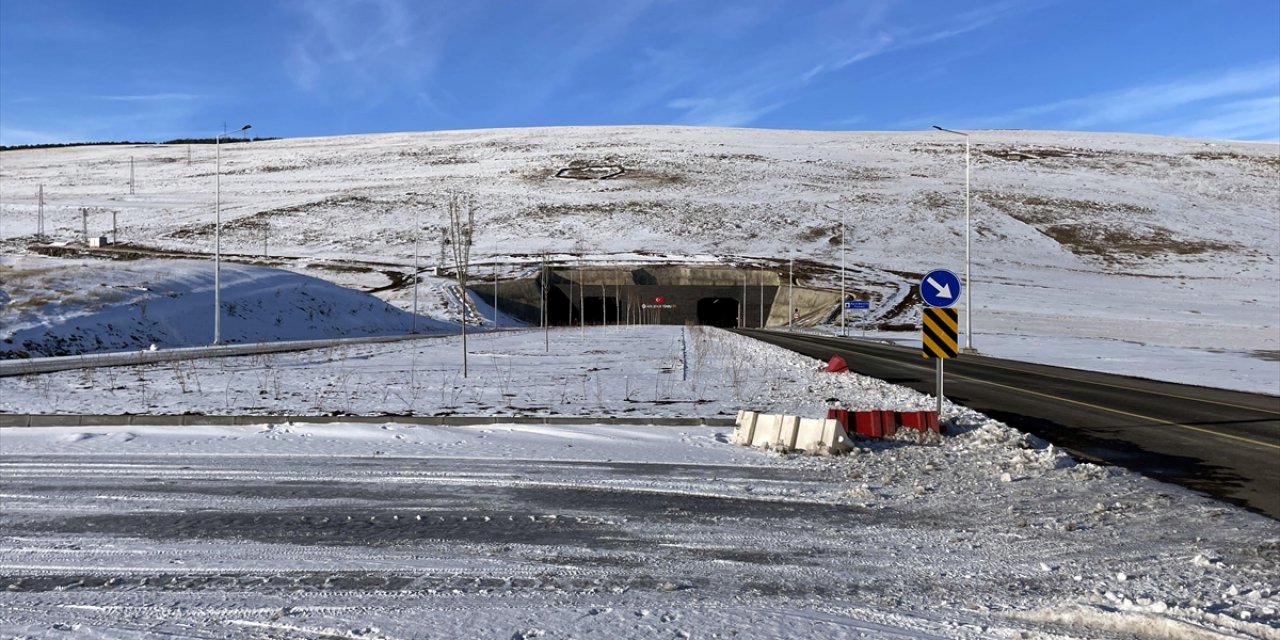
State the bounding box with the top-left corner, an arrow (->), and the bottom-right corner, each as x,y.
1,127 -> 1276,388
0,256 -> 450,357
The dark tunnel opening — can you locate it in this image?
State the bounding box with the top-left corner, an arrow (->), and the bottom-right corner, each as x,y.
697,297 -> 740,328
582,297 -> 619,325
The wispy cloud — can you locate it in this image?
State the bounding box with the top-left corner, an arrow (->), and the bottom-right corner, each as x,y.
657,0 -> 1029,127
945,63 -> 1280,141
285,0 -> 446,105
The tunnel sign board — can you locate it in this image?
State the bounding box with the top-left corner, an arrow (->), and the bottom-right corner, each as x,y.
844,300 -> 870,310
921,307 -> 959,359
920,269 -> 961,308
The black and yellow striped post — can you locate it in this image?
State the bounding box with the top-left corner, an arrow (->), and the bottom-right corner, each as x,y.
922,307 -> 959,359
922,307 -> 959,414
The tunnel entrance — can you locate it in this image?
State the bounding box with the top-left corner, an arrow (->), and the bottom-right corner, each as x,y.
547,285 -> 576,325
497,266 -> 830,327
582,297 -> 619,325
697,297 -> 740,328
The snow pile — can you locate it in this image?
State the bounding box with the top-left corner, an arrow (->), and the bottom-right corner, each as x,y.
0,255 -> 451,357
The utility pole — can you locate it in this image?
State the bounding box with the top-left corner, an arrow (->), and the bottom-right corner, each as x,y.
788,257 -> 794,331
412,207 -> 420,334
81,208 -> 88,245
542,254 -> 549,352
37,185 -> 44,239
112,211 -> 118,245
262,221 -> 268,259
493,260 -> 499,328
129,156 -> 135,195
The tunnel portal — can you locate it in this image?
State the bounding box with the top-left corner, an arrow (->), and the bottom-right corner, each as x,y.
697,298 -> 740,328
481,264 -> 842,328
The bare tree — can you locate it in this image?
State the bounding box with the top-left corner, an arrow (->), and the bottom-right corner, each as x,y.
446,193 -> 477,377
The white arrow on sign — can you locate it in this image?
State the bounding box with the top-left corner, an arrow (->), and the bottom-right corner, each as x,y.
925,276 -> 953,300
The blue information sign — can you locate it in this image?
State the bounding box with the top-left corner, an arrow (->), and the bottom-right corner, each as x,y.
920,269 -> 961,308
844,300 -> 871,310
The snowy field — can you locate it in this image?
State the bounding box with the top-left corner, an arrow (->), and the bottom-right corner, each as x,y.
2,127 -> 1277,393
1,127 -> 1277,637
2,327 -> 1279,639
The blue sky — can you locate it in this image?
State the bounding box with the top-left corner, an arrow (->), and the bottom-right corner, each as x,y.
1,0 -> 1277,145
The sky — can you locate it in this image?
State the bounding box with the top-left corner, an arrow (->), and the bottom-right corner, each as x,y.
1,0 -> 1278,146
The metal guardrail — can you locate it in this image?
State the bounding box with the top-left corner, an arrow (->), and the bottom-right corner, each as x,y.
0,414 -> 737,428
0,333 -> 440,378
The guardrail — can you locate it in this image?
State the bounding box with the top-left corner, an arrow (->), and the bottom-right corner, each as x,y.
0,333 -> 442,378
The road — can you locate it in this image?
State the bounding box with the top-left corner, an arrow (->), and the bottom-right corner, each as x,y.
735,329 -> 1280,519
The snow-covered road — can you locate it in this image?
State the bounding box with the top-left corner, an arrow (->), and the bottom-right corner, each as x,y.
2,422 -> 1277,639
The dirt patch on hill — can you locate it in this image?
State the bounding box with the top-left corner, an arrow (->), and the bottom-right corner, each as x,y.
982,193 -> 1238,263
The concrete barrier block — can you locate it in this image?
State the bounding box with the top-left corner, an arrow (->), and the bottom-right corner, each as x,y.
750,414 -> 784,448
796,417 -> 827,451
778,415 -> 801,450
821,418 -> 852,453
732,411 -> 758,445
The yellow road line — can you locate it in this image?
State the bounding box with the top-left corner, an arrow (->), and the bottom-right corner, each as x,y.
843,347 -> 1280,451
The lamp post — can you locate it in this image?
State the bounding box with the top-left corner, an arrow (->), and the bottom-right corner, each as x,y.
932,125 -> 973,351
412,205 -> 420,334
822,204 -> 847,337
213,123 -> 251,345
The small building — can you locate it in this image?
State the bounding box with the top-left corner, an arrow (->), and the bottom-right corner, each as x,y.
88,236 -> 109,248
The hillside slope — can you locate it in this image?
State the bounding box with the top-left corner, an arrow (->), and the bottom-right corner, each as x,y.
1,127 -> 1276,386
0,257 -> 451,357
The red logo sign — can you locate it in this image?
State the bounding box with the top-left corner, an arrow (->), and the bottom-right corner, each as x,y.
654,296 -> 665,304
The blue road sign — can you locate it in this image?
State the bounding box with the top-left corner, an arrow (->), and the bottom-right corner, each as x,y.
844,300 -> 871,310
920,269 -> 961,308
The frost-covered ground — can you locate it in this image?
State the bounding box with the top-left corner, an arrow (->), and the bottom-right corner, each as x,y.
1,127 -> 1277,637
2,327 -> 1278,639
2,127 -> 1277,393
0,326 -> 933,418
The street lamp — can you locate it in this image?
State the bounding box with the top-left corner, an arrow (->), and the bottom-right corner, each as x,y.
213,123 -> 252,345
932,125 -> 973,352
822,203 -> 847,337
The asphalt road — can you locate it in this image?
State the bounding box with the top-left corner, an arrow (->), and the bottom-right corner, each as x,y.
735,329 -> 1280,519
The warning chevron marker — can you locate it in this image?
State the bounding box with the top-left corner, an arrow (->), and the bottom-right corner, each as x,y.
922,307 -> 958,359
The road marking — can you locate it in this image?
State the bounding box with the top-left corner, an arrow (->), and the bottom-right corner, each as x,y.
812,340 -> 1280,451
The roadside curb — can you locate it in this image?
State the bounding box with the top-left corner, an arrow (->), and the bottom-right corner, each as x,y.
0,414 -> 738,428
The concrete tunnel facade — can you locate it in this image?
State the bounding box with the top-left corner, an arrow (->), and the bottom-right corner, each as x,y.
475,264 -> 845,328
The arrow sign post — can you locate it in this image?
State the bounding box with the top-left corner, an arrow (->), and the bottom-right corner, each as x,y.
919,269 -> 962,414
920,269 -> 961,308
